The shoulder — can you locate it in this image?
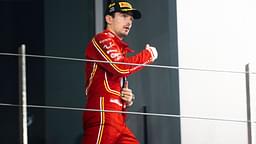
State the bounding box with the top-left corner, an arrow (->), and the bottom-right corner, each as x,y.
94,30 -> 115,42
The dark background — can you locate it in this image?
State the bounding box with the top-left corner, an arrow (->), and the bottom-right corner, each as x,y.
0,0 -> 45,143
0,0 -> 94,143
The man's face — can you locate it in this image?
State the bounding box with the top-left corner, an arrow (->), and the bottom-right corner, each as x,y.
106,12 -> 134,39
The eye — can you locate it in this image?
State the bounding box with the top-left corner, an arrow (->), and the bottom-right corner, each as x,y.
122,13 -> 134,21
122,13 -> 129,17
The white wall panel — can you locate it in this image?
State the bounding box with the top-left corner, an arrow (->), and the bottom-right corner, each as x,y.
177,0 -> 256,144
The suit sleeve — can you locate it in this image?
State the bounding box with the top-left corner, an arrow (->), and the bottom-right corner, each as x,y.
91,34 -> 154,77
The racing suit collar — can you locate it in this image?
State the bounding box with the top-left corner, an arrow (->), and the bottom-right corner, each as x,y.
104,29 -> 135,54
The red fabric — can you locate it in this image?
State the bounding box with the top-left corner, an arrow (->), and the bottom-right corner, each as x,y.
82,124 -> 139,144
82,97 -> 138,144
82,30 -> 154,144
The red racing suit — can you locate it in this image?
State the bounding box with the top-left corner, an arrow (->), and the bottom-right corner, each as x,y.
82,30 -> 156,144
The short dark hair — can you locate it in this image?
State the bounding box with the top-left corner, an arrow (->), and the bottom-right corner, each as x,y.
104,12 -> 115,29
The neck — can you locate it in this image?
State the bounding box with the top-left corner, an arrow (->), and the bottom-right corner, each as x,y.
106,28 -> 123,40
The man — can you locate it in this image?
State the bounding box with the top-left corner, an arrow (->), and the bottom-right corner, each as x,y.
82,0 -> 158,143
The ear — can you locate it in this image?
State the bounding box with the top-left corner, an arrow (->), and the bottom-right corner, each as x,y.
105,15 -> 113,25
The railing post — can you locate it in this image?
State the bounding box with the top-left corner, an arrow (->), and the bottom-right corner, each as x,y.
143,106 -> 148,144
245,64 -> 252,144
19,44 -> 28,144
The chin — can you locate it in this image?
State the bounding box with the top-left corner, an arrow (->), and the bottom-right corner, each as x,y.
124,31 -> 130,36
119,33 -> 129,38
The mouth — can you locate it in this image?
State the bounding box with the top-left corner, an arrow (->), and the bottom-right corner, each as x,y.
124,26 -> 130,32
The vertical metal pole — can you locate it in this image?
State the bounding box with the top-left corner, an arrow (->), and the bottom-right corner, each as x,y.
143,106 -> 148,144
245,64 -> 252,144
19,44 -> 28,144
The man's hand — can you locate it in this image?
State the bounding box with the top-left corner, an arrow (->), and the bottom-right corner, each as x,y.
120,81 -> 135,107
145,44 -> 158,61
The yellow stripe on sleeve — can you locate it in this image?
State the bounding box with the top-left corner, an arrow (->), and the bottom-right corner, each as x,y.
92,38 -> 130,74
